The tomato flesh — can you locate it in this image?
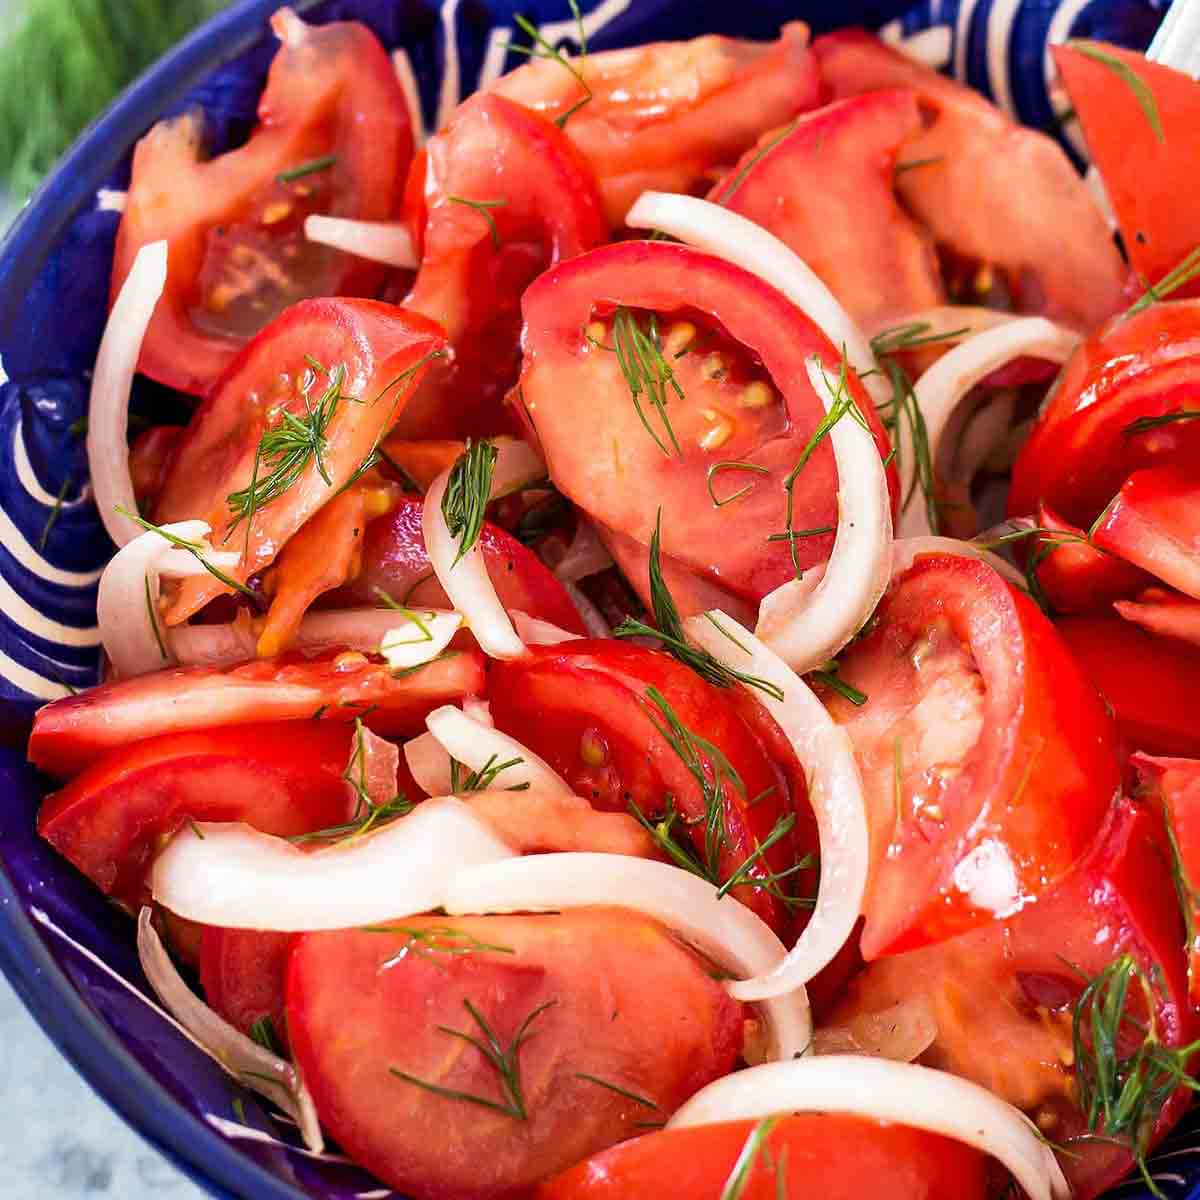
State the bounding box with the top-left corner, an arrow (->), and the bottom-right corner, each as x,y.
1116,587 -> 1200,648
200,927 -> 291,1047
825,554 -> 1120,957
1031,504 -> 1150,615
286,909 -> 743,1200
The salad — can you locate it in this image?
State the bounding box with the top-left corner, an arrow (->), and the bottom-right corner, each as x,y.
25,6 -> 1200,1199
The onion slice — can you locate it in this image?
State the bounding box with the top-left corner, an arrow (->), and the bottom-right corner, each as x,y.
511,610 -> 582,646
404,731 -> 453,797
137,908 -> 323,1151
444,853 -> 812,1063
870,305 -> 1022,346
562,579 -> 610,638
490,436 -> 548,499
425,704 -> 571,794
682,611 -> 868,1001
754,359 -> 892,673
88,239 -> 168,547
811,997 -> 937,1062
379,608 -> 462,671
151,797 -> 515,930
893,535 -> 1025,589
303,215 -> 417,269
667,1057 -> 1069,1200
551,519 -> 613,583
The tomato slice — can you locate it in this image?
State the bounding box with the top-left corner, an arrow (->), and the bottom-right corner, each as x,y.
394,93 -> 608,439
1055,42 -> 1200,302
28,649 -> 484,779
828,799 -> 1196,1199
517,240 -> 897,613
286,909 -> 743,1199
489,640 -> 814,935
200,927 -> 292,1046
825,554 -> 1120,958
1009,300 -> 1200,527
492,23 -> 821,225
1116,587 -> 1200,647
113,11 -> 412,395
36,722 -> 357,900
712,90 -> 943,329
812,31 -> 1126,331
153,298 -> 446,625
1057,614 -> 1200,757
536,1113 -> 987,1200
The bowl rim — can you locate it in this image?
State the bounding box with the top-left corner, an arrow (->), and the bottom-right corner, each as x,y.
0,4 -> 334,1196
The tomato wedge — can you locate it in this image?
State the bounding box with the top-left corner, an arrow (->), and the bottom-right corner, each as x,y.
1056,614 -> 1200,757
28,649 -> 484,778
517,240 -> 897,614
824,554 -> 1120,958
394,93 -> 608,439
1055,42 -> 1200,301
153,298 -> 446,625
286,909 -> 743,1200
113,10 -> 412,395
712,89 -> 943,328
36,722 -> 357,901
489,640 -> 813,935
812,31 -> 1126,331
492,23 -> 821,224
536,1113 -> 987,1200
1009,300 -> 1200,527
828,798 -> 1195,1199
200,927 -> 292,1046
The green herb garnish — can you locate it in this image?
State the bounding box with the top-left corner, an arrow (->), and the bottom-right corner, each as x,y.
38,476 -> 72,550
706,461 -> 770,508
361,924 -> 516,968
1126,245 -> 1200,316
442,439 -> 498,565
573,1073 -> 660,1110
1066,41 -> 1164,144
117,506 -> 255,598
446,195 -> 508,250
719,1115 -> 783,1200
1124,409 -> 1200,436
511,0 -> 591,128
248,1015 -> 283,1057
276,154 -> 337,185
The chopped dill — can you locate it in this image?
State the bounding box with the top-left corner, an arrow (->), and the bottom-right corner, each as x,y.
713,122 -> 798,206
117,506 -> 255,598
1066,41 -> 1164,143
706,460 -> 770,508
511,0 -> 591,127
447,195 -> 508,250
450,753 -> 529,793
144,573 -> 167,661
573,1073 -> 660,1110
719,1115 -> 783,1200
442,439 -> 498,565
276,154 -> 337,185
360,924 -> 516,968
1126,245 -> 1200,316
1124,409 -> 1200,436
38,475 -> 72,550
248,1015 -> 283,1057
809,660 -> 867,707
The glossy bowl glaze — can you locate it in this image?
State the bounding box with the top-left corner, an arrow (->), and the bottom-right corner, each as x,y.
0,1 -> 1192,1197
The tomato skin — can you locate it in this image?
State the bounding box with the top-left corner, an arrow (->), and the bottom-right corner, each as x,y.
827,554 -> 1121,958
35,722 -> 356,900
28,649 -> 484,779
712,90 -> 943,328
113,15 -> 412,395
1009,300 -> 1200,527
200,927 -> 291,1046
536,1113 -> 987,1200
286,910 -> 743,1200
1031,504 -> 1150,615
518,240 -> 898,611
153,298 -> 446,625
1057,614 -> 1200,758
829,799 -> 1196,1199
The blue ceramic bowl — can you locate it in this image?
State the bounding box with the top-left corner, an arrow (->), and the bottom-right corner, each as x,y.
0,1 -> 1194,1197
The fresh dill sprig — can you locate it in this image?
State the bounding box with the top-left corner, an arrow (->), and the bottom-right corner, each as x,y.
1066,41 -> 1164,144
38,475 -> 72,550
390,998 -> 557,1120
442,439 -> 498,566
706,461 -> 770,508
1126,245 -> 1200,316
871,322 -> 971,356
450,753 -> 529,793
374,588 -> 435,646
276,154 -> 337,185
597,307 -> 684,457
360,924 -> 516,969
973,521 -> 1090,614
573,1073 -> 660,1110
144,573 -> 167,661
809,659 -> 867,707
117,506 -> 255,598
248,1015 -> 283,1057
1124,409 -> 1200,436
716,812 -> 815,909
719,1115 -> 783,1200
613,511 -> 784,702
511,0 -> 591,128
894,155 -> 944,175
713,121 -> 798,206
447,195 -> 508,250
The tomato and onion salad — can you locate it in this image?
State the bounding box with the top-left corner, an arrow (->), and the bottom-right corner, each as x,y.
23,7 -> 1200,1200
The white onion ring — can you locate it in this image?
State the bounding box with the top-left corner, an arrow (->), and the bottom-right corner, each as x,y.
870,305 -> 1022,347
379,608 -> 462,671
667,1057 -> 1069,1200
423,468 -> 525,660
303,215 -> 417,269
490,436 -> 548,499
404,731 -> 453,798
900,318 -> 1079,538
444,853 -> 812,1063
425,704 -> 571,794
511,610 -> 583,646
753,359 -> 891,673
151,797 -> 515,931
562,580 -> 610,638
951,393 -> 1015,483
391,48 -> 427,147
137,908 -> 323,1152
682,611 -> 868,1001
893,535 -> 1025,589
88,239 -> 168,547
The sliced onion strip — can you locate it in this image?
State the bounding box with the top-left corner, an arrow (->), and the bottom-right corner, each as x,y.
404,731 -> 453,797
303,215 -> 417,269
511,610 -> 582,646
379,608 -> 462,671
444,853 -> 811,1063
683,611 -> 868,1001
893,535 -> 1025,589
551,519 -> 613,583
667,1057 -> 1069,1200
425,704 -> 571,794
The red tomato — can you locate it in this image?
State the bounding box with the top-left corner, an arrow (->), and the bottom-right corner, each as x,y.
1009,300 -> 1200,527
153,298 -> 446,625
128,426 -> 183,509
517,240 -> 898,616
200,927 -> 292,1046
825,554 -> 1120,958
812,31 -> 1126,331
1057,614 -> 1200,757
536,1113 -> 987,1200
286,909 -> 743,1200
113,11 -> 412,395
394,93 -> 608,439
1092,464 -> 1200,598
28,649 -> 484,779
712,90 -> 943,328
1116,587 -> 1200,647
36,722 -> 357,900
335,496 -> 586,635
1054,42 -> 1200,301
828,799 -> 1196,1199
1030,504 -> 1150,615
492,23 -> 821,224
489,640 -> 814,935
